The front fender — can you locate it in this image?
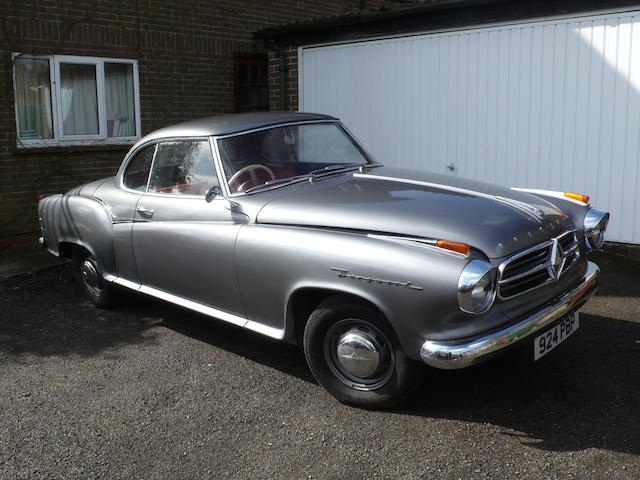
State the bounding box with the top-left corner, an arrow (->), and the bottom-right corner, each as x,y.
236,225 -> 510,360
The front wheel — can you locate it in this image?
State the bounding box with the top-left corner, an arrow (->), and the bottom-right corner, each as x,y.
303,296 -> 424,409
72,248 -> 120,309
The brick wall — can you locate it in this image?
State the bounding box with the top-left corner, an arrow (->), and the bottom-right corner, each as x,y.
0,0 -> 379,242
268,47 -> 300,112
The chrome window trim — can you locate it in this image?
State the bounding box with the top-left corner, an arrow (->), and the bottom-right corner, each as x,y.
117,140 -> 158,193
497,229 -> 579,300
209,136 -> 232,199
213,119 -> 339,140
119,136 -> 221,199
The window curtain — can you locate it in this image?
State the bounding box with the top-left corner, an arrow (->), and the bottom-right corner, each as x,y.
105,63 -> 135,137
60,63 -> 99,135
15,58 -> 53,139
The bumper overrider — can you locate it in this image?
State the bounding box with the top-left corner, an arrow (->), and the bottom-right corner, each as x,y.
420,261 -> 600,369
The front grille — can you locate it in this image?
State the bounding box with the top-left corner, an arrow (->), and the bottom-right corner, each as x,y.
498,230 -> 579,299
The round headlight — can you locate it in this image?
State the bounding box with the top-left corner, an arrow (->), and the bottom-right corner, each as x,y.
457,259 -> 497,314
584,208 -> 609,250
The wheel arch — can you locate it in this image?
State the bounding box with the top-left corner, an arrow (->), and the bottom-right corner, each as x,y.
284,285 -> 396,345
59,240 -> 93,260
46,194 -> 118,277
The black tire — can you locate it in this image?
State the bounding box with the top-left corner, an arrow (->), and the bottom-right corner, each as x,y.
72,248 -> 120,309
303,296 -> 424,409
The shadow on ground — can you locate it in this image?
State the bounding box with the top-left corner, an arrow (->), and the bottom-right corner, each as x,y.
0,266 -> 162,359
0,264 -> 312,383
402,312 -> 640,455
1,261 -> 638,457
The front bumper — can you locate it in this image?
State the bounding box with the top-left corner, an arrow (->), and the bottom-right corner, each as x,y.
420,261 -> 600,369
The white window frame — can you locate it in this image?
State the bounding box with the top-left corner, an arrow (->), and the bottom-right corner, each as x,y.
12,53 -> 141,148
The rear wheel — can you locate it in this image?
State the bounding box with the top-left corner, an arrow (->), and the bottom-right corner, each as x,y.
303,296 -> 424,409
72,248 -> 120,309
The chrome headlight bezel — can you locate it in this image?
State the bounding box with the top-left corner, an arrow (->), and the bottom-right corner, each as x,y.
457,259 -> 498,314
583,208 -> 609,250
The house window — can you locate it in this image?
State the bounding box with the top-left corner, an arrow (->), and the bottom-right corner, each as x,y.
233,54 -> 268,112
13,54 -> 140,147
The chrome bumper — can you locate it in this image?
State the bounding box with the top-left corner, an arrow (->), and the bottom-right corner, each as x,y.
420,261 -> 600,369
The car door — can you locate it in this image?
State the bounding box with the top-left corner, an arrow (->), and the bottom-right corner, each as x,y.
131,138 -> 247,318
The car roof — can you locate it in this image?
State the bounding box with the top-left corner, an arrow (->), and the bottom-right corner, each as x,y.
134,111 -> 339,147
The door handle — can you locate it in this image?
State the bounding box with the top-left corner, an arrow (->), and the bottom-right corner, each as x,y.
135,207 -> 154,218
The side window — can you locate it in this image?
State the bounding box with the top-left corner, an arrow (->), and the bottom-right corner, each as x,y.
148,140 -> 218,196
123,144 -> 155,191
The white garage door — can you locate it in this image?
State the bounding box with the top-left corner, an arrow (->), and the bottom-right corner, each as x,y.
300,9 -> 640,245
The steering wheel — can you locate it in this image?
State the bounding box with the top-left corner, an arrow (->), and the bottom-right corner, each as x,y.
228,164 -> 276,192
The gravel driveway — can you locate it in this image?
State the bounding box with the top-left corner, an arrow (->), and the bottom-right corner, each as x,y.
1,253 -> 638,479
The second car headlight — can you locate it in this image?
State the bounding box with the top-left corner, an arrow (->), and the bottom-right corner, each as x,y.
457,259 -> 497,314
583,208 -> 609,250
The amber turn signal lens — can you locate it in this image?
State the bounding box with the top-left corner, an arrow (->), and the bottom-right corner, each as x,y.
436,240 -> 470,255
564,192 -> 590,203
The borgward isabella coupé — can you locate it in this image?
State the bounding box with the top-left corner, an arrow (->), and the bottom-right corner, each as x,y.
38,112 -> 609,408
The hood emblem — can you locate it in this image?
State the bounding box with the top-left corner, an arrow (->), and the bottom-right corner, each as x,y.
331,268 -> 423,291
548,238 -> 568,282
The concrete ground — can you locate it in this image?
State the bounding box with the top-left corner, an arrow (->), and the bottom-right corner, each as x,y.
0,245 -> 60,281
0,247 -> 638,479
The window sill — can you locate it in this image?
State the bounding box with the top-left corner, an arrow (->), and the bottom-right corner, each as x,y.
14,143 -> 134,155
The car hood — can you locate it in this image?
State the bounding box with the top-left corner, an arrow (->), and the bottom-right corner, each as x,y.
255,167 -> 572,259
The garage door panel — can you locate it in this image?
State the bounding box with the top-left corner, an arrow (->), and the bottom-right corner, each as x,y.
301,10 -> 640,244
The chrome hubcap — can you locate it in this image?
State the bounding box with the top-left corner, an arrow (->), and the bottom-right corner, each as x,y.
324,319 -> 395,391
80,259 -> 101,293
336,331 -> 381,378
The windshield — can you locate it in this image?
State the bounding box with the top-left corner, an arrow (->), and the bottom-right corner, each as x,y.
217,123 -> 372,194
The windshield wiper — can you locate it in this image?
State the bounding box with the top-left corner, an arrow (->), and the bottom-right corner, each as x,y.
308,163 -> 362,175
243,164 -> 383,194
309,163 -> 382,177
244,175 -> 311,194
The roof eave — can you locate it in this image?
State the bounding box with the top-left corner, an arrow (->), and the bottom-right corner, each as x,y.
255,0 -> 508,46
255,0 -> 640,48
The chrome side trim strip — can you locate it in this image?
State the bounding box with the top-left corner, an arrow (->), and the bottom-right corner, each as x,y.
104,273 -> 118,282
112,277 -> 141,290
367,234 -> 469,258
138,285 -> 247,327
421,261 -> 600,369
244,321 -> 286,340
105,275 -> 286,339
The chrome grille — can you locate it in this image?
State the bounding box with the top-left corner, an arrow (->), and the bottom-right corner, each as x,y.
498,230 -> 579,299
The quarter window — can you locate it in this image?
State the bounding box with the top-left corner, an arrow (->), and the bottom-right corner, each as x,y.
148,140 -> 218,196
123,145 -> 156,191
13,54 -> 140,147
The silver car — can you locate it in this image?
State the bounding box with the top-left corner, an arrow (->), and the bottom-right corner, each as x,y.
38,112 -> 608,408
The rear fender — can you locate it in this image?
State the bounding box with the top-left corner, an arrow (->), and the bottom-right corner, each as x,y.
39,194 -> 116,276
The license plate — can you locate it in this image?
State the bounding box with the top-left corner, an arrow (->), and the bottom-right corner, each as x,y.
534,312 -> 579,361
